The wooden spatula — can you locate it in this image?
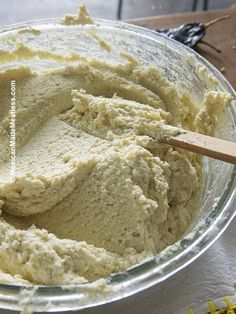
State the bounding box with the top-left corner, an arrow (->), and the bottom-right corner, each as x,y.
162,130 -> 236,164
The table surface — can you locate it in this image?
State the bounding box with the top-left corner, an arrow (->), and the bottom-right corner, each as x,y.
129,8 -> 236,89
2,8 -> 236,314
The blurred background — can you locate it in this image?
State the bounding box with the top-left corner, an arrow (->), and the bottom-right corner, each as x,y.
0,0 -> 236,26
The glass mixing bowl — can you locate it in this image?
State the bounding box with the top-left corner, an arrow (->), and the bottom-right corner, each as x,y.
0,18 -> 235,312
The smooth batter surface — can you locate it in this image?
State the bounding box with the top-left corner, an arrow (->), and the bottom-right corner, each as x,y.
0,5 -> 232,285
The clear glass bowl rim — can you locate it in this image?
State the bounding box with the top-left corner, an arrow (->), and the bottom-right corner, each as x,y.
0,17 -> 235,312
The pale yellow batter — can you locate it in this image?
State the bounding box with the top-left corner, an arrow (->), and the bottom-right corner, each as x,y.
0,5 -> 232,285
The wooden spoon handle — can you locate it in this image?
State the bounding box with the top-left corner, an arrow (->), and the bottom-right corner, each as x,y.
164,130 -> 236,164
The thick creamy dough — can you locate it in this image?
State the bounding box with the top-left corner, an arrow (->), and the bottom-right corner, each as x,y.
0,7 -> 232,286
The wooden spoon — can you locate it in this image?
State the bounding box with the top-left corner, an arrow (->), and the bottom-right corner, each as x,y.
162,130 -> 236,164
